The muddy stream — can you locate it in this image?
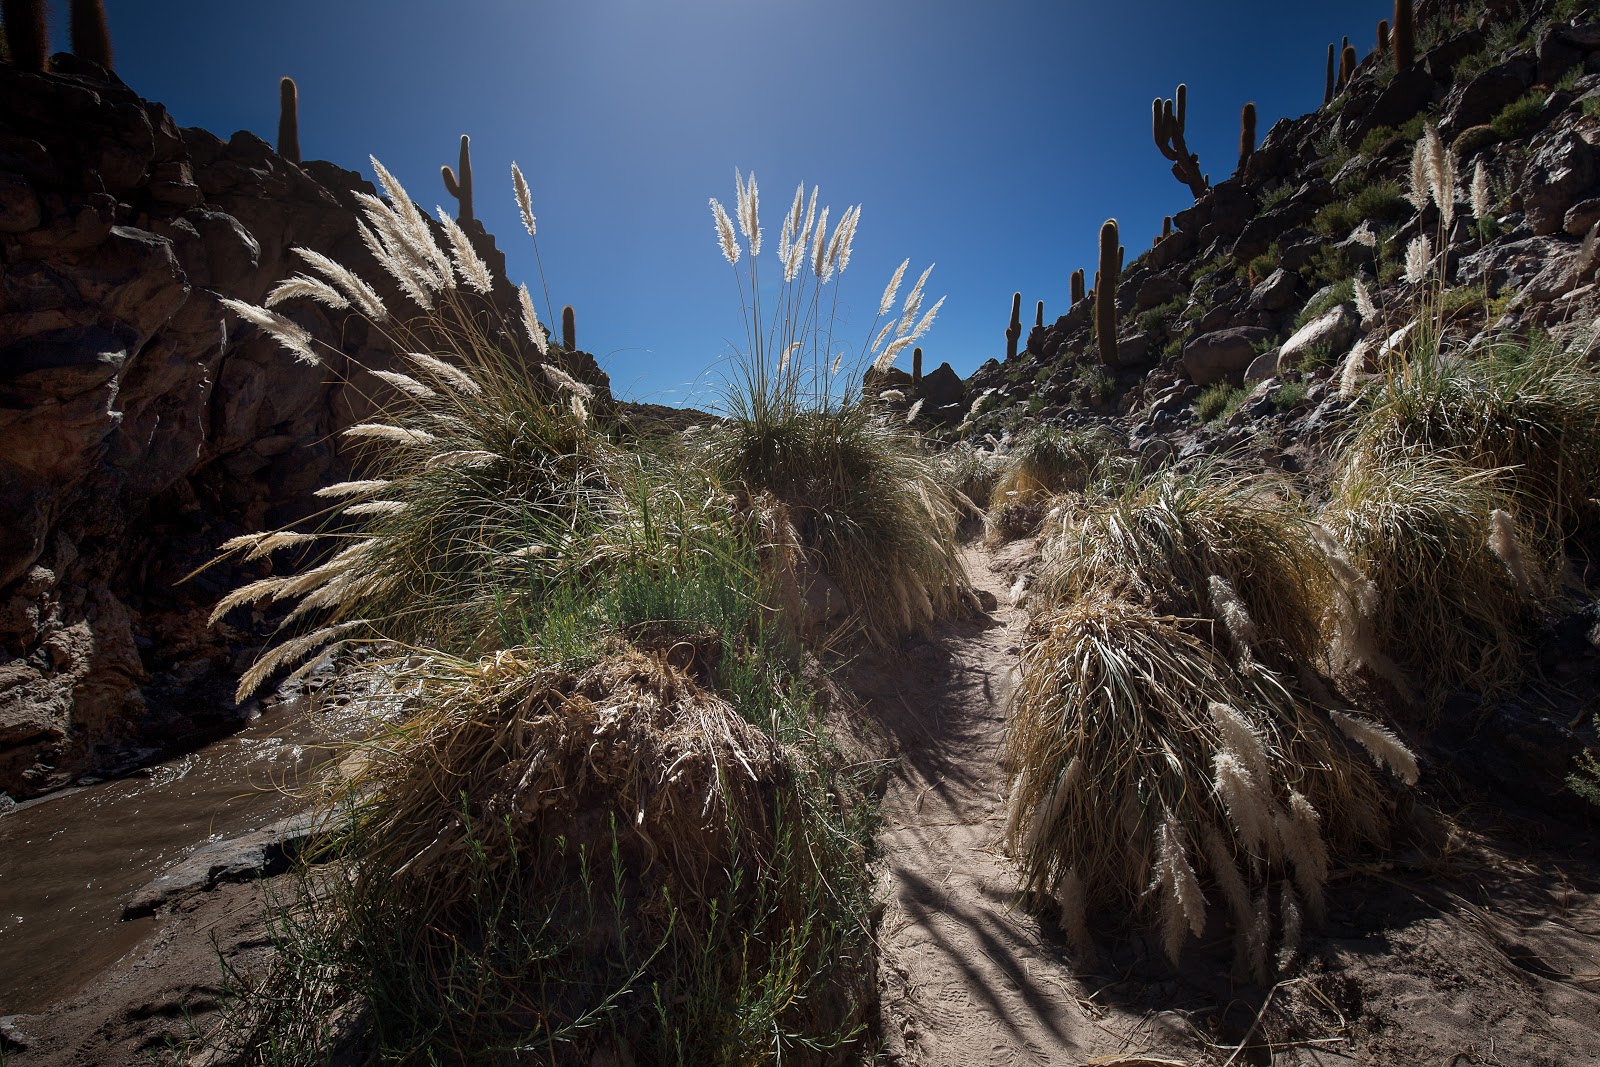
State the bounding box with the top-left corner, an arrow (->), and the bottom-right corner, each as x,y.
0,696 -> 367,1015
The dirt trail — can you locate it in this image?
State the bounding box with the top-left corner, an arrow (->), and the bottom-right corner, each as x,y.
861,541 -> 1600,1067
860,542 -> 1191,1066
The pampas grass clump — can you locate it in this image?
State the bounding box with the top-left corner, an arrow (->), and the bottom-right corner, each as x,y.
1321,449 -> 1557,711
1354,339 -> 1600,538
1004,592 -> 1398,974
989,425 -> 1122,510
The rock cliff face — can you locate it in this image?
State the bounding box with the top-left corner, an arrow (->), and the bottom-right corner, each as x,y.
0,56 -> 609,799
956,2 -> 1600,444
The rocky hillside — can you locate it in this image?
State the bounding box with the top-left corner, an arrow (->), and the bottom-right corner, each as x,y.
951,0 -> 1600,452
0,56 -> 610,800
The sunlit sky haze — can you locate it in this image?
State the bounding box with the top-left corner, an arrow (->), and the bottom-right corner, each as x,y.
89,0 -> 1394,405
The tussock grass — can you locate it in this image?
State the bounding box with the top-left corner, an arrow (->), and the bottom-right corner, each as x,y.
1321,449 -> 1557,711
937,440 -> 1002,516
1353,339 -> 1600,538
1005,593 -> 1398,975
1007,462 -> 1415,972
1036,462 -> 1332,665
984,426 -> 1125,545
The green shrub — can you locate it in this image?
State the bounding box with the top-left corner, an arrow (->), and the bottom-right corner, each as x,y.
1272,380 -> 1310,409
1136,296 -> 1187,335
1261,183 -> 1295,209
1196,382 -> 1247,423
1358,125 -> 1400,158
1491,92 -> 1545,140
1295,279 -> 1356,330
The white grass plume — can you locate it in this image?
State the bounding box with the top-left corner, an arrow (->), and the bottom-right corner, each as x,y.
1210,702 -> 1269,781
1201,824 -> 1252,930
344,423 -> 436,446
1354,276 -> 1377,324
1405,234 -> 1432,284
425,450 -> 498,469
1207,575 -> 1258,656
1278,789 -> 1329,920
511,162 -> 536,236
898,264 -> 934,336
315,480 -> 390,499
878,259 -> 909,317
1488,507 -> 1537,596
209,575 -> 294,624
810,206 -> 830,280
265,276 -> 349,311
1338,338 -> 1372,399
709,198 -> 740,265
1213,750 -> 1277,855
345,500 -> 407,517
518,284 -> 549,356
1407,137 -> 1431,213
370,369 -> 436,399
1155,812 -> 1206,964
292,247 -> 388,320
541,363 -> 594,399
906,399 -> 924,424
1424,122 -> 1456,227
837,204 -> 860,274
236,619 -> 367,701
219,298 -> 320,365
237,531 -> 318,561
734,168 -> 761,257
1330,710 -> 1419,785
405,352 -> 483,396
368,157 -> 452,284
437,209 -> 495,294
1471,161 -> 1491,221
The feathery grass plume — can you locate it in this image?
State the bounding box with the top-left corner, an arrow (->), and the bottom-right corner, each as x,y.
277,77 -> 300,164
541,363 -> 594,400
345,500 -> 408,517
292,247 -> 387,319
371,370 -> 436,400
1208,574 -> 1259,656
777,181 -> 803,266
368,157 -> 453,285
1279,789 -> 1330,920
1407,137 -> 1431,213
1471,161 -> 1491,220
1322,448 -> 1553,709
516,285 -> 549,356
235,620 -> 368,701
1488,507 -> 1537,597
734,167 -> 761,256
1338,338 -> 1374,399
1330,710 -> 1419,784
315,480 -> 390,499
218,297 -> 320,365
1404,234 -> 1432,284
425,449 -> 497,469
70,0 -> 112,69
265,276 -> 349,311
437,209 -> 495,294
1423,122 -> 1456,226
404,352 -> 483,396
709,198 -> 740,265
1277,883 -> 1304,971
1154,812 -> 1207,964
1004,591 -> 1396,969
343,422 -> 436,446
1201,824 -> 1253,932
1211,701 -> 1270,781
836,204 -> 860,273
810,205 -> 831,280
1354,276 -> 1378,324
208,575 -> 295,625
906,399 -> 924,424
511,162 -> 536,236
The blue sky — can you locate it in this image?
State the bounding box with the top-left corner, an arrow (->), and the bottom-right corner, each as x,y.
77,0 -> 1391,406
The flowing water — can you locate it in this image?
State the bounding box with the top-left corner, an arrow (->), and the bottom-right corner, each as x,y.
0,696 -> 370,1014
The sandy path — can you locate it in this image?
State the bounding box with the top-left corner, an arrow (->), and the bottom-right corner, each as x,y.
859,543 -> 1190,1066
858,541 -> 1600,1067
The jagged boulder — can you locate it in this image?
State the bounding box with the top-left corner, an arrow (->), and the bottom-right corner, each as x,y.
1181,326 -> 1273,386
1279,304 -> 1359,369
1442,63 -> 1535,136
1248,268 -> 1298,312
1522,129 -> 1598,237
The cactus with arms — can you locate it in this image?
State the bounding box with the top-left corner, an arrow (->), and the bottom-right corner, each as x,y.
1153,84 -> 1207,199
442,135 -> 475,222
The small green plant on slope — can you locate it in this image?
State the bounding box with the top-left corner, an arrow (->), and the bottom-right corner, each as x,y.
1490,91 -> 1545,141
1196,381 -> 1247,423
692,171 -> 971,647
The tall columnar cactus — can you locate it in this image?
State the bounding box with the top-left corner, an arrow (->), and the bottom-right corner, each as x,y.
1238,102 -> 1257,176
277,78 -> 300,165
1325,43 -> 1336,105
1071,269 -> 1085,306
1395,0 -> 1414,73
1153,84 -> 1207,199
1377,19 -> 1391,56
562,305 -> 576,351
1096,219 -> 1120,368
1005,292 -> 1022,360
1162,216 -> 1173,239
1341,44 -> 1358,89
3,0 -> 48,72
1035,300 -> 1045,330
913,346 -> 923,386
70,0 -> 112,70
442,134 -> 475,222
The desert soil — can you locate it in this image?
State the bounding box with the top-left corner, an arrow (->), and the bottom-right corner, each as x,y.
7,541 -> 1600,1065
861,541 -> 1600,1067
